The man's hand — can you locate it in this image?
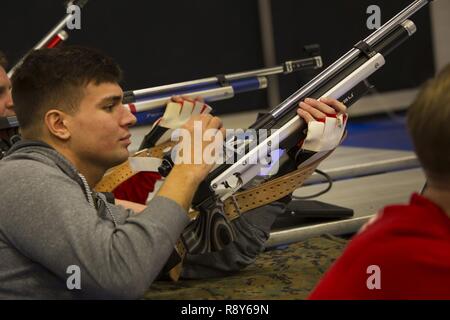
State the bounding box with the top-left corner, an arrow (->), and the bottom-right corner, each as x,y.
157,112 -> 226,211
297,97 -> 347,122
297,97 -> 348,152
173,113 -> 225,183
159,96 -> 212,129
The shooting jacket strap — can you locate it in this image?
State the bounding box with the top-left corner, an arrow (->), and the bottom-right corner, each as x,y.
168,149 -> 334,281
222,149 -> 333,221
94,140 -> 176,192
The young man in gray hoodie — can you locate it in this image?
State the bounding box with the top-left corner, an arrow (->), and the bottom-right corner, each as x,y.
0,46 -> 346,299
0,46 -> 290,299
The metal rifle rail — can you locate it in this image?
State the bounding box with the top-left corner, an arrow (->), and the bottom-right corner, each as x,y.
253,0 -> 431,129
122,55 -> 323,104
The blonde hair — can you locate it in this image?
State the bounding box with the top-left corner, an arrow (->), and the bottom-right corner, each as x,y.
407,64 -> 450,185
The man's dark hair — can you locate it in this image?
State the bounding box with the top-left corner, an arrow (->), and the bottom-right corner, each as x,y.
11,46 -> 122,136
0,50 -> 7,69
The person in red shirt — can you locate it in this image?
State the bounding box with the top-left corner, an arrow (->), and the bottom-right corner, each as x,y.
309,65 -> 450,300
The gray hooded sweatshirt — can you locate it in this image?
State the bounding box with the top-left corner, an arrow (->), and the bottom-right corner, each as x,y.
0,140 -> 284,299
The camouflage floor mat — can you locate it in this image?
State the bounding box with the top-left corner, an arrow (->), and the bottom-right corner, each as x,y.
144,234 -> 348,300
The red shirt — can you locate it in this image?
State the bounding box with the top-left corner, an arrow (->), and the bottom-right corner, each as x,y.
309,193 -> 450,300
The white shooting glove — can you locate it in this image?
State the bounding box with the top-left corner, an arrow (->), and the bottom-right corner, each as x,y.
159,97 -> 212,129
139,96 -> 213,149
301,112 -> 348,152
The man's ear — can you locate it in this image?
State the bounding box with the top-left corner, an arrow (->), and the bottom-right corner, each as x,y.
44,109 -> 71,140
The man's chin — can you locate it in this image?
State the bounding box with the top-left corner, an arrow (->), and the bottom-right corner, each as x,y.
99,154 -> 127,171
111,150 -> 130,166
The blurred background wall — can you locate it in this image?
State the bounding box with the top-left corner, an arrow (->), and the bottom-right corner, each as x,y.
1,0 -> 447,115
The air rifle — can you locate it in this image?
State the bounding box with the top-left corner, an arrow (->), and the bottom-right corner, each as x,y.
123,52 -> 323,127
169,0 -> 435,217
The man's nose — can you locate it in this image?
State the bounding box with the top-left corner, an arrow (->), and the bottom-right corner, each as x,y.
121,105 -> 137,127
5,91 -> 13,109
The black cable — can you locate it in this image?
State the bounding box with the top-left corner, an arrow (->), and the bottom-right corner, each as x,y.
420,180 -> 427,195
292,169 -> 333,200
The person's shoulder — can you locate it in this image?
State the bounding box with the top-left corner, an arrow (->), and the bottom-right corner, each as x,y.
0,156 -> 59,180
0,155 -> 79,196
345,201 -> 450,266
374,195 -> 449,239
310,197 -> 450,299
0,156 -> 89,223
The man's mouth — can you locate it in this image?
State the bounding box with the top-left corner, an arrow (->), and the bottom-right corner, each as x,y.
119,134 -> 132,145
120,133 -> 131,141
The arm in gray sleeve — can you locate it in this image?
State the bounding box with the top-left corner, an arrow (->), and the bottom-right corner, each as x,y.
181,201 -> 286,279
0,160 -> 190,299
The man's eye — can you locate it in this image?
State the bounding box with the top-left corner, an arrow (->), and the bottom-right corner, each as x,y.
104,104 -> 114,111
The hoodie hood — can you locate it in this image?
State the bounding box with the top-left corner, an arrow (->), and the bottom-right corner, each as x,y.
4,139 -> 95,206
